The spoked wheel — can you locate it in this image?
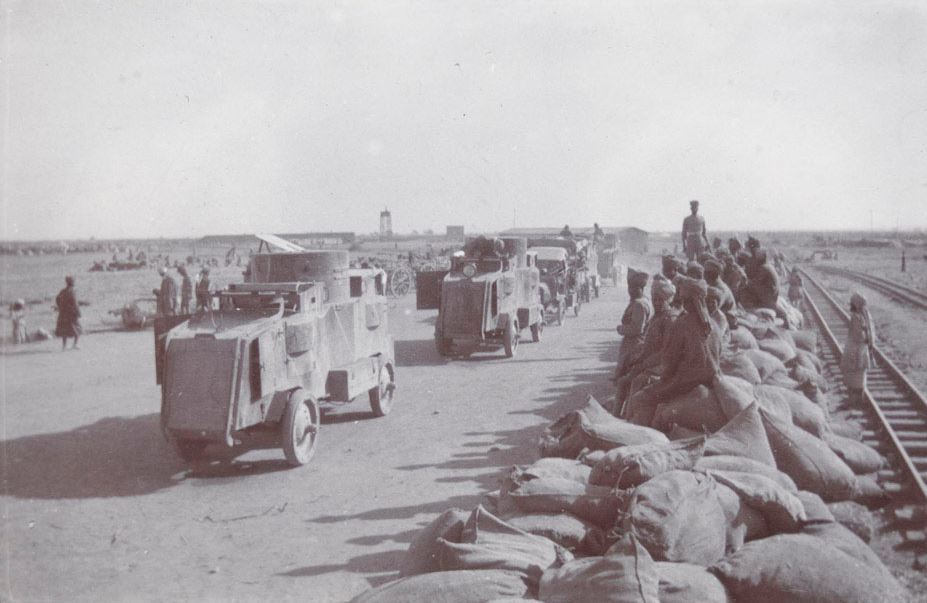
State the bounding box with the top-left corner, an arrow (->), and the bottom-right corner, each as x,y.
281,389 -> 320,466
389,267 -> 413,297
172,438 -> 207,463
369,363 -> 396,417
531,321 -> 543,343
503,318 -> 519,358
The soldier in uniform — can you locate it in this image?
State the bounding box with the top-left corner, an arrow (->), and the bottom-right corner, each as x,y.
155,267 -> 178,317
682,200 -> 709,261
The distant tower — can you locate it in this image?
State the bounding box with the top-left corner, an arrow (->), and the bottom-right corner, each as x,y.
379,207 -> 393,239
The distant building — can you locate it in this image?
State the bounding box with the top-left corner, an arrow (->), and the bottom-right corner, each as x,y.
379,208 -> 393,239
446,225 -> 465,239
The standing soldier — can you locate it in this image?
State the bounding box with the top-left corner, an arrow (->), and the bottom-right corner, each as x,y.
156,267 -> 178,317
55,276 -> 82,350
178,266 -> 193,314
196,266 -> 212,311
682,200 -> 709,261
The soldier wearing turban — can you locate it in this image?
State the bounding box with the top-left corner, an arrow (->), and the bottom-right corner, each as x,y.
612,268 -> 653,382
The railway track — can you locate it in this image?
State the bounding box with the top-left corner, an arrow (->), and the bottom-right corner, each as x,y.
799,267 -> 927,506
811,264 -> 927,310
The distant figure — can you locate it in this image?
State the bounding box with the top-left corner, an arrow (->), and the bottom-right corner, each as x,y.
178,265 -> 193,314
560,224 -> 573,238
682,200 -> 709,261
788,267 -> 804,309
55,276 -> 81,350
156,267 -> 178,317
841,292 -> 874,404
902,248 -> 906,273
728,237 -> 742,256
195,266 -> 212,311
593,223 -> 605,243
10,299 -> 27,344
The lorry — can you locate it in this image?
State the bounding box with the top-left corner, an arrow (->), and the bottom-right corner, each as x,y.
415,236 -> 544,358
154,236 -> 396,466
528,237 -> 599,316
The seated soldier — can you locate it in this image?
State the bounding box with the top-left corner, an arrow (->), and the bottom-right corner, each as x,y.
612,269 -> 652,381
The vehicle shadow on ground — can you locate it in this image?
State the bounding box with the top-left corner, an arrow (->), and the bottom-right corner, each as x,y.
394,339 -> 447,367
0,413 -> 187,499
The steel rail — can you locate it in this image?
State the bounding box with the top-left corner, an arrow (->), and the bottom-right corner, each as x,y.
811,265 -> 927,310
799,267 -> 927,502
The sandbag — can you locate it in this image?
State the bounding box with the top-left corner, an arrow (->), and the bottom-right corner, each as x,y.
792,348 -> 824,374
827,501 -> 875,543
508,476 -> 627,528
652,386 -> 727,433
795,490 -> 834,523
761,371 -> 801,390
743,348 -> 788,381
694,455 -> 797,492
505,512 -> 607,555
624,471 -> 738,564
349,570 -> 531,603
755,384 -> 827,437
539,536 -> 660,603
438,506 -> 571,581
590,437 -> 705,488
727,327 -> 758,350
760,407 -> 858,502
757,337 -> 797,363
540,396 -> 668,458
824,433 -> 885,475
712,375 -> 757,420
705,403 -> 777,467
400,508 -> 469,576
655,562 -> 731,603
720,353 -> 762,385
829,417 -> 864,440
790,329 -> 818,353
521,457 -> 593,484
714,477 -> 770,549
852,474 -> 888,507
668,424 -> 703,440
579,449 -> 606,466
710,533 -> 905,603
706,469 -> 806,534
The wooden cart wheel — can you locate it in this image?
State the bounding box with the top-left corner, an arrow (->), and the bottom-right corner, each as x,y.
504,318 -> 518,358
281,389 -> 320,466
531,321 -> 543,343
172,438 -> 207,462
389,267 -> 413,297
369,363 -> 395,417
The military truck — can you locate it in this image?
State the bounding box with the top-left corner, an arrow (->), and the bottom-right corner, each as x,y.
528,236 -> 598,315
415,236 -> 544,358
534,246 -> 572,325
154,237 -> 396,466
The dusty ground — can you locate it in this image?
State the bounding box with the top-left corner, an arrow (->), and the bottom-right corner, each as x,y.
1,284 -> 620,602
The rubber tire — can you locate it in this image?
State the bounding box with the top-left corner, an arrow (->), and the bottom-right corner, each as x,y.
173,439 -> 207,463
281,390 -> 320,467
369,363 -> 395,417
504,318 -> 518,358
531,321 -> 543,343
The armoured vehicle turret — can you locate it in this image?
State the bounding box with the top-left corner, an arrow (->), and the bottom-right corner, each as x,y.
415,236 -> 544,358
154,236 -> 396,466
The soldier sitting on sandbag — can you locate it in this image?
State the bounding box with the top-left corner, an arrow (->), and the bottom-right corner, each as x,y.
722,253 -> 747,303
611,269 -> 652,382
704,259 -> 737,329
622,278 -> 723,426
706,286 -> 730,340
613,276 -> 678,412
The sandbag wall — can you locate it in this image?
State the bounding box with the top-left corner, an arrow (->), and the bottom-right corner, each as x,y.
352,306 -> 908,602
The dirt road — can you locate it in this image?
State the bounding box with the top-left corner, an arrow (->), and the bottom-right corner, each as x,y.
1,287 -> 624,602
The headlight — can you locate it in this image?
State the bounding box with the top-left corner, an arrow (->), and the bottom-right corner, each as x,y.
462,263 -> 477,278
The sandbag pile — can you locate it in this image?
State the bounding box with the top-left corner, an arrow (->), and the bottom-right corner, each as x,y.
352,290 -> 904,602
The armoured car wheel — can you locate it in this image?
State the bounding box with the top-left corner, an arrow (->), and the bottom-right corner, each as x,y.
281,389 -> 320,466
172,438 -> 207,462
530,321 -> 543,343
369,363 -> 395,417
504,318 -> 518,358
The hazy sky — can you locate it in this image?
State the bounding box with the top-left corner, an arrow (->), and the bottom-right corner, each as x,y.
3,0 -> 927,240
